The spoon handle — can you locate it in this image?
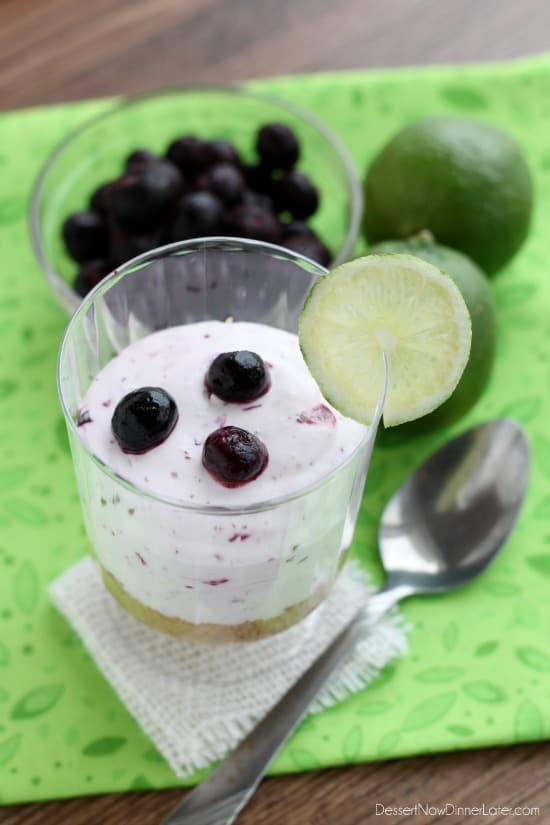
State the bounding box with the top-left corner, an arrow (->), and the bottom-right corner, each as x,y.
162,584 -> 406,825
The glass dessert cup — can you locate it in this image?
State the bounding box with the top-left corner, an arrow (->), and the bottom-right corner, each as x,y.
58,238 -> 386,643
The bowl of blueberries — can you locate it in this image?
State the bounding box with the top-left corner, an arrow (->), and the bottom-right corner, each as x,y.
29,85 -> 363,314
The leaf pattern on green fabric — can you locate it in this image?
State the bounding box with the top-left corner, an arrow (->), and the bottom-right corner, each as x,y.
401,693 -> 457,731
369,662 -> 397,690
13,561 -> 40,613
515,646 -> 550,672
0,379 -> 17,400
510,601 -> 539,629
447,725 -> 474,737
342,726 -> 363,761
414,667 -> 463,683
64,727 -> 79,746
514,700 -> 544,741
288,749 -> 320,770
474,641 -> 499,656
440,85 -> 489,111
526,555 -> 550,577
20,350 -> 52,369
129,774 -> 153,791
376,731 -> 400,757
4,499 -> 47,526
442,622 -> 459,652
82,737 -> 127,756
11,685 -> 64,719
356,700 -> 392,716
0,734 -> 22,767
462,682 -> 507,704
143,746 -> 165,763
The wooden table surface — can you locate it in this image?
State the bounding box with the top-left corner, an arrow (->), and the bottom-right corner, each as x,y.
2,0 -> 550,822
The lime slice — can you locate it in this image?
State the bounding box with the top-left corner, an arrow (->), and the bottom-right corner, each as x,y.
299,254 -> 472,427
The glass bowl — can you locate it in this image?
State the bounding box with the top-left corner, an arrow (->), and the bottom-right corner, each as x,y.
29,85 -> 363,315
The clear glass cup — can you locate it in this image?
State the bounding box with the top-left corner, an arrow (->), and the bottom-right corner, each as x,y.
58,238 -> 385,643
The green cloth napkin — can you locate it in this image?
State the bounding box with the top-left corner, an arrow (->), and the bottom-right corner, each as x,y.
1,53 -> 550,805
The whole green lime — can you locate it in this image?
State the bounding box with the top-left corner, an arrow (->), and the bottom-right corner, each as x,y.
363,117 -> 533,274
368,235 -> 497,437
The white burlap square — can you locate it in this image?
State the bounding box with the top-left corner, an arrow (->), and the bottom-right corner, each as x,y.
50,558 -> 407,777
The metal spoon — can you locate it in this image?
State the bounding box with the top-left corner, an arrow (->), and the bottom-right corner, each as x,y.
163,418 -> 529,825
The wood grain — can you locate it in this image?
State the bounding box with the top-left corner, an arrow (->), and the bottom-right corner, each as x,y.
3,0 -> 550,111
2,0 -> 550,821
3,743 -> 549,824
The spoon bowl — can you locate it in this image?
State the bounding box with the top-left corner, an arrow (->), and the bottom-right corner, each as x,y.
379,418 -> 529,594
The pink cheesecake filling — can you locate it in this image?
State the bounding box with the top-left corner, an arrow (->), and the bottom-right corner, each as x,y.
76,321 -> 367,627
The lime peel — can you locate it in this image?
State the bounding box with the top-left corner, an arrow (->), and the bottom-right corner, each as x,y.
299,254 -> 472,427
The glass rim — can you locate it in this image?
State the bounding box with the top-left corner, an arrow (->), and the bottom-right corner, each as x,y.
28,82 -> 364,316
57,237 -> 383,515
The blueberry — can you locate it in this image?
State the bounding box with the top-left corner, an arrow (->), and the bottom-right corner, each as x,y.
73,259 -> 111,297
242,190 -> 275,211
281,219 -> 314,239
89,182 -> 113,216
110,228 -> 163,267
243,163 -> 275,194
202,426 -> 268,487
199,139 -> 241,168
165,135 -> 206,177
170,191 -> 223,240
206,350 -> 270,402
110,160 -> 184,233
275,171 -> 319,219
111,387 -> 178,454
125,149 -> 157,173
284,233 -> 331,266
62,210 -> 109,263
222,203 -> 281,244
195,163 -> 246,206
256,123 -> 299,170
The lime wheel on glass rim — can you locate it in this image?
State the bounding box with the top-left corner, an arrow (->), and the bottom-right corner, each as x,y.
299,254 -> 472,429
